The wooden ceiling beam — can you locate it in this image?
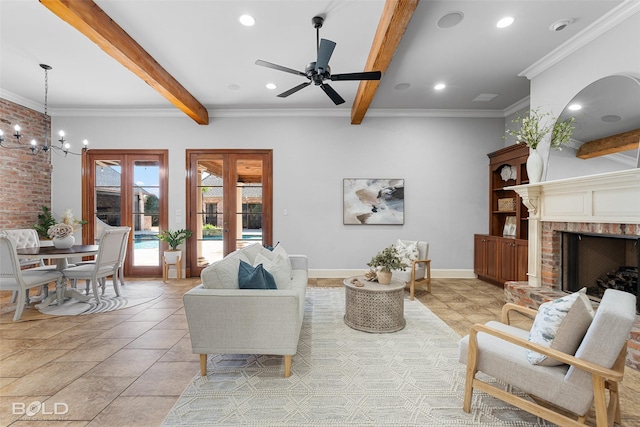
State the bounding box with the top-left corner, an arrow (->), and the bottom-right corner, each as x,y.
351,0 -> 419,125
576,128 -> 640,159
39,0 -> 209,125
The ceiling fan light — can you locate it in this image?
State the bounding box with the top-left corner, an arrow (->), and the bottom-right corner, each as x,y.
239,14 -> 255,27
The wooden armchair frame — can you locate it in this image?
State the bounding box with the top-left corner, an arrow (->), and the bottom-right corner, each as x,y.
464,303 -> 627,427
408,258 -> 431,300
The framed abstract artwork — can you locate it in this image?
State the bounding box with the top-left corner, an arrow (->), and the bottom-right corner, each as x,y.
343,178 -> 404,225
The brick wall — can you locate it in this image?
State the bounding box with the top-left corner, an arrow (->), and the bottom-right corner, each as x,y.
0,98 -> 52,230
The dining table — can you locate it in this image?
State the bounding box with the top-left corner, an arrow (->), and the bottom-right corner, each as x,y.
16,244 -> 99,308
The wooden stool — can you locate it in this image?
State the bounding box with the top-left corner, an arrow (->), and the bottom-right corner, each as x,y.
163,254 -> 182,282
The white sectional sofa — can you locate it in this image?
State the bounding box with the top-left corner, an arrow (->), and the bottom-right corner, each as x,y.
183,243 -> 308,378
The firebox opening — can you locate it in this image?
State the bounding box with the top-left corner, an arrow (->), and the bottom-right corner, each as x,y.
562,232 -> 639,313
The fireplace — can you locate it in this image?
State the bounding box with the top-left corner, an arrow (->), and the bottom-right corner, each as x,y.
562,232 -> 639,312
507,169 -> 640,369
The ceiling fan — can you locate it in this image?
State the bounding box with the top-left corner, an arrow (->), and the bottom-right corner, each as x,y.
255,16 -> 382,105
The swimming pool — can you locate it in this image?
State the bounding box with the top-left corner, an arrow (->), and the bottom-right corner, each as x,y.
134,240 -> 159,250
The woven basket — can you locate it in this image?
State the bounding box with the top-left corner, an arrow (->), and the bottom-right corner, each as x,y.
498,198 -> 516,211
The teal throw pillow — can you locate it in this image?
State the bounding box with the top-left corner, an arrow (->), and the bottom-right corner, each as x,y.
238,260 -> 277,290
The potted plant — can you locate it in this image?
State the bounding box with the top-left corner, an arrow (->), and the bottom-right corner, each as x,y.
367,246 -> 408,285
34,206 -> 56,239
158,229 -> 192,264
505,109 -> 575,183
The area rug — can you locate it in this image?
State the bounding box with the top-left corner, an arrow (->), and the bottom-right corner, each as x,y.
163,288 -> 552,426
36,284 -> 163,316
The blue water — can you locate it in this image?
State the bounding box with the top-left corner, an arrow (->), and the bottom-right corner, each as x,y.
134,240 -> 159,250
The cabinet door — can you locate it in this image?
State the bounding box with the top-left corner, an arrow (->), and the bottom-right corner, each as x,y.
473,234 -> 486,275
498,239 -> 516,283
485,236 -> 498,279
515,239 -> 528,281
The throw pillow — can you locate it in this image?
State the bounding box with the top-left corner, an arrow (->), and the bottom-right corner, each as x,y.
254,253 -> 292,287
393,239 -> 419,268
272,244 -> 293,278
527,288 -> 595,366
201,252 -> 249,289
238,260 -> 277,290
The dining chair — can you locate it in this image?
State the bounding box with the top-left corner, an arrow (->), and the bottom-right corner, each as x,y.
62,227 -> 130,304
4,228 -> 50,304
0,232 -> 64,321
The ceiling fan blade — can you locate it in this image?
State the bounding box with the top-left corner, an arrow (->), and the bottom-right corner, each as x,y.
315,39 -> 336,73
320,83 -> 345,105
330,71 -> 382,81
277,81 -> 312,98
255,60 -> 306,77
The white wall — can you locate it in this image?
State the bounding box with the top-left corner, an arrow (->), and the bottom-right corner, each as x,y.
51,114 -> 504,274
530,11 -> 640,176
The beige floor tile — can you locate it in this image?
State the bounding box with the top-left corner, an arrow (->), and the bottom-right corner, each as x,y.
121,361 -> 199,396
73,314 -> 132,330
87,349 -> 166,377
148,298 -> 184,310
124,329 -> 187,350
153,314 -> 188,330
0,350 -> 69,378
86,396 -> 177,427
159,338 -> 196,363
44,376 -> 137,421
60,339 -> 133,363
94,321 -> 157,339
28,328 -> 97,350
1,362 -> 97,396
125,308 -> 177,323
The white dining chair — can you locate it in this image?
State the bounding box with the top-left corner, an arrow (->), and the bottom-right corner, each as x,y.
0,232 -> 64,321
4,228 -> 50,304
62,227 -> 130,304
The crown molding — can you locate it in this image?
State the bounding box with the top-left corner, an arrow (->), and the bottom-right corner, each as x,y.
520,0 -> 640,80
0,89 -> 44,113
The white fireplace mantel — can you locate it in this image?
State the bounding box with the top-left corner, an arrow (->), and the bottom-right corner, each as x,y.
508,168 -> 640,286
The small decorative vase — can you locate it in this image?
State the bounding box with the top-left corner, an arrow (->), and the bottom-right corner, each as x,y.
52,235 -> 75,249
377,270 -> 392,285
526,148 -> 544,184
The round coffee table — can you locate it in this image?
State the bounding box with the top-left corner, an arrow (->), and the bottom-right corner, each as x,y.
343,276 -> 406,333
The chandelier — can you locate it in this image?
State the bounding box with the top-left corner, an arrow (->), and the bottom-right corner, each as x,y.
0,64 -> 88,156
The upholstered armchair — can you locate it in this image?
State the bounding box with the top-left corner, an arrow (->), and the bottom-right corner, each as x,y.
392,240 -> 431,300
458,289 -> 636,427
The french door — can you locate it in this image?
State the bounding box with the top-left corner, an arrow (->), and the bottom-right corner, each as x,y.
82,150 -> 168,277
186,149 -> 272,277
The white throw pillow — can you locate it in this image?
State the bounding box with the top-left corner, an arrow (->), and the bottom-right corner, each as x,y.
527,288 -> 595,366
254,253 -> 292,288
393,239 -> 419,268
201,251 -> 250,289
272,244 -> 293,278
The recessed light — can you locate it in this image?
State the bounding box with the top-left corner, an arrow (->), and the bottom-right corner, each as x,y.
394,83 -> 411,90
568,103 -> 582,111
497,17 -> 514,28
227,84 -> 240,91
239,14 -> 255,27
601,114 -> 622,123
434,83 -> 446,90
437,11 -> 464,29
550,18 -> 574,32
266,83 -> 277,90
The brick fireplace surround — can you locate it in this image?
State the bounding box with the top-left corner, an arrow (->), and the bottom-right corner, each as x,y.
507,169 -> 640,370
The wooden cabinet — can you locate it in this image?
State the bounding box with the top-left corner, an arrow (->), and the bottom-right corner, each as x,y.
474,144 -> 529,286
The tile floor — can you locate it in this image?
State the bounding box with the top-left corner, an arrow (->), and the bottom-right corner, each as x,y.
1,277 -> 638,426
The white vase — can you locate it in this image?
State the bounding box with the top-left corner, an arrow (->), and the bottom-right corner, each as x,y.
164,250 -> 182,265
526,148 -> 544,184
52,235 -> 75,249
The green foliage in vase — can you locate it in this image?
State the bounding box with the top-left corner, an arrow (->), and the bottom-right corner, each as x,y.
34,206 -> 56,239
158,229 -> 193,250
505,108 -> 575,150
367,246 -> 408,272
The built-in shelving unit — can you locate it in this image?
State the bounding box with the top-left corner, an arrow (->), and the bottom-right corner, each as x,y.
474,144 -> 529,286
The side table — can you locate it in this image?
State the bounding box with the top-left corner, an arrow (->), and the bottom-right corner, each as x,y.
343,276 -> 405,333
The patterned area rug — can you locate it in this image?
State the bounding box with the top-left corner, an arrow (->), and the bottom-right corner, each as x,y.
163,288 -> 552,426
37,284 -> 163,316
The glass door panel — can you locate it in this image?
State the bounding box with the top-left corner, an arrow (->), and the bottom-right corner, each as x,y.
196,158 -> 225,266
95,160 -> 122,236
235,158 -> 263,249
132,161 -> 160,267
187,150 -> 272,277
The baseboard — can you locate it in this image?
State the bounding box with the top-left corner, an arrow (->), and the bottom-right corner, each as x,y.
308,269 -> 476,279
